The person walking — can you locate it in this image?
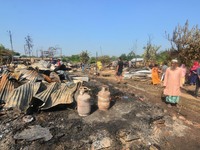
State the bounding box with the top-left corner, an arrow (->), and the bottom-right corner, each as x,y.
161,61 -> 168,81
180,64 -> 187,86
194,66 -> 200,98
163,59 -> 182,107
151,64 -> 161,85
54,59 -> 61,72
189,61 -> 199,85
116,57 -> 124,84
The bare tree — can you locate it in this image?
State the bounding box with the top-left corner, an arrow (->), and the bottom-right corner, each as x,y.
143,36 -> 161,64
167,20 -> 200,65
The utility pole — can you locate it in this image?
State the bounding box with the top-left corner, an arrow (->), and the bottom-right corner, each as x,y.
8,30 -> 14,62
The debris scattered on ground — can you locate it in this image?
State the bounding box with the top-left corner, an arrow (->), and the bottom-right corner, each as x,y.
0,61 -> 200,149
22,115 -> 34,123
14,125 -> 53,141
90,130 -> 112,150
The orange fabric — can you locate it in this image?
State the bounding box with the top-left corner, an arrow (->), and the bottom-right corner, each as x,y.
152,67 -> 161,85
164,67 -> 182,96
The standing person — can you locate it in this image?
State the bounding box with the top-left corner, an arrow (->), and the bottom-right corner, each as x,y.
54,59 -> 61,72
56,59 -> 61,67
116,57 -> 124,83
189,61 -> 199,85
194,66 -> 200,98
163,59 -> 182,107
180,64 -> 187,86
128,60 -> 132,68
151,64 -> 161,85
161,61 -> 168,81
81,63 -> 85,72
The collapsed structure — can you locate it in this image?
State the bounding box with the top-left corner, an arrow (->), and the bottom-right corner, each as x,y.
0,60 -> 82,113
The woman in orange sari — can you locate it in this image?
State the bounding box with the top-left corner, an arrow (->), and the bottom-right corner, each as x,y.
152,64 -> 161,85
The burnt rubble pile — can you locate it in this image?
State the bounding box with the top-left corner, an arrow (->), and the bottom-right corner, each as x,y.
0,69 -> 81,113
0,64 -> 190,150
0,85 -> 189,149
123,67 -> 152,80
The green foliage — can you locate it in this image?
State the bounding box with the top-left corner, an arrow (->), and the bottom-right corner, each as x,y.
119,52 -> 141,61
61,57 -> 68,62
0,44 -> 12,64
98,55 -> 111,65
21,55 -> 28,57
89,57 -> 96,64
80,50 -> 90,64
60,55 -> 80,63
13,51 -> 20,56
127,51 -> 136,61
120,53 -> 127,61
156,50 -> 170,64
71,55 -> 80,62
143,37 -> 161,63
110,56 -> 118,61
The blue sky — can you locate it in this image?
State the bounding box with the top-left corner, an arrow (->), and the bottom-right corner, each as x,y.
0,0 -> 200,57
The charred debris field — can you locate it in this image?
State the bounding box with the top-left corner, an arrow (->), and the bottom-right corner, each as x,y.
0,77 -> 200,150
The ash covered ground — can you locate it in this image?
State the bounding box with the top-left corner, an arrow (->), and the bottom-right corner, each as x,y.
0,77 -> 200,150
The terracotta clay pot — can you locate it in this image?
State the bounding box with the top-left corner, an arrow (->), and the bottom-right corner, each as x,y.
98,85 -> 111,111
77,87 -> 91,116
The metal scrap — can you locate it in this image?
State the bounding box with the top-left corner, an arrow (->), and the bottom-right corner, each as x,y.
34,82 -> 79,110
124,68 -> 152,79
4,82 -> 41,112
0,74 -> 14,102
34,82 -> 59,105
20,69 -> 41,82
0,62 -> 83,112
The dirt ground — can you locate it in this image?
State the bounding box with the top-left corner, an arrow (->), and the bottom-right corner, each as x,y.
99,69 -> 200,123
0,69 -> 200,150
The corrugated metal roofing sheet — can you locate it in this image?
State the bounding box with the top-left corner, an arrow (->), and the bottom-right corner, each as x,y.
34,82 -> 59,105
33,82 -> 79,110
10,72 -> 22,80
5,82 -> 41,112
1,69 -> 81,112
20,69 -> 41,81
40,82 -> 79,110
0,74 -> 14,102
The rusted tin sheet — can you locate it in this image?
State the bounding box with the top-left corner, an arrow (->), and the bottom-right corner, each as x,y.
40,82 -> 79,110
10,72 -> 22,80
34,82 -> 59,105
5,82 -> 41,112
20,69 -> 41,81
0,74 -> 14,102
34,82 -> 79,110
